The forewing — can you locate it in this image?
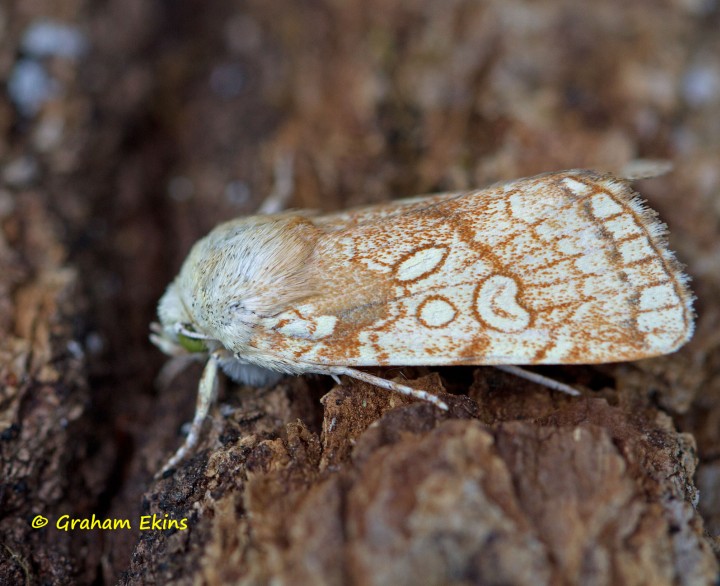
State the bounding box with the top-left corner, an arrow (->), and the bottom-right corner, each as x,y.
252,170 -> 694,367
311,192 -> 459,230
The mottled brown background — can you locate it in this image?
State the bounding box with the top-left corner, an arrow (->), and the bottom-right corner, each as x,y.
1,0 -> 719,584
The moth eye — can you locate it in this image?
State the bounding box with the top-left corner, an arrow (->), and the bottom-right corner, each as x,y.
177,324 -> 207,354
177,332 -> 207,353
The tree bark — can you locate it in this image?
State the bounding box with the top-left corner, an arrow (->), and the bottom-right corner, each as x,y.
1,1 -> 719,584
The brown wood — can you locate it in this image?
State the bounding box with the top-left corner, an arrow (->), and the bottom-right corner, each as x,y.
1,1 -> 718,584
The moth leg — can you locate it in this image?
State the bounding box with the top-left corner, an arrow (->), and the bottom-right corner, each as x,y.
156,352 -> 220,478
327,366 -> 449,410
257,152 -> 295,214
155,354 -> 203,390
494,365 -> 580,396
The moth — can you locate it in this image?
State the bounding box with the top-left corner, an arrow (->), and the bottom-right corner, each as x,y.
151,169 -> 694,474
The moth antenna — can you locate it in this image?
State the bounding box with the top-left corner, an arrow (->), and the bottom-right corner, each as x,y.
327,366 -> 449,410
495,365 -> 581,396
156,353 -> 220,478
257,151 -> 295,215
619,159 -> 673,181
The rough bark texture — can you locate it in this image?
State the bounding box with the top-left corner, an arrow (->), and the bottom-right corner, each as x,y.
1,0 -> 720,584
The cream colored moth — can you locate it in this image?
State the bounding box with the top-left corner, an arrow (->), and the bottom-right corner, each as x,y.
151,169 -> 694,474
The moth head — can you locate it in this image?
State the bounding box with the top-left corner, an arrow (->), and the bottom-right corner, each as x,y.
150,281 -> 212,357
151,215 -> 318,358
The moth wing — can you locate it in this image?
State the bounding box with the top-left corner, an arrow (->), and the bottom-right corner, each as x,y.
252,170 -> 694,368
310,192 -> 460,231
